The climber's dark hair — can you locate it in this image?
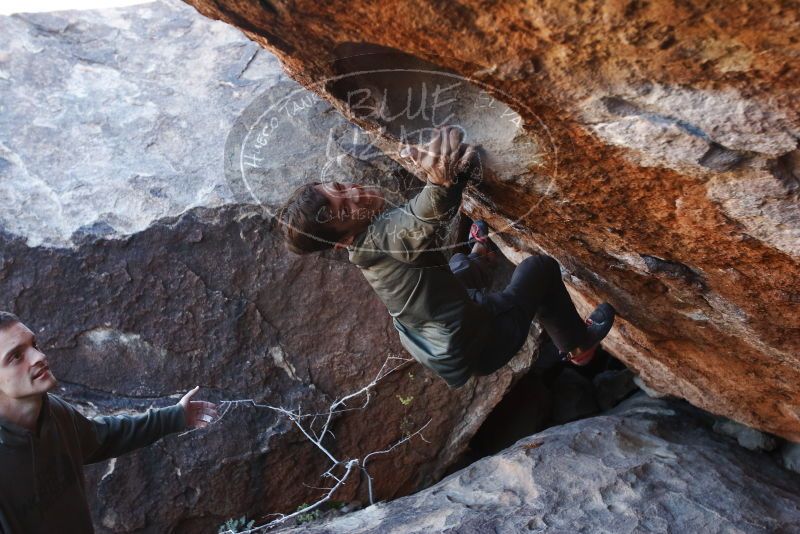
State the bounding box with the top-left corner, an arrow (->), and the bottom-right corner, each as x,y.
277,183 -> 347,254
0,312 -> 21,332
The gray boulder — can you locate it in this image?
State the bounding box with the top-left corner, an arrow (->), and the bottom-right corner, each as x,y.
713,418 -> 779,452
781,442 -> 800,475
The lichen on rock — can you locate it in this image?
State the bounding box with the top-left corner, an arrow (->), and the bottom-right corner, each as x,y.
184,0 -> 800,442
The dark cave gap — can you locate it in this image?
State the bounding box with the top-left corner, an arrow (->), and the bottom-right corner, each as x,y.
444,342 -> 638,477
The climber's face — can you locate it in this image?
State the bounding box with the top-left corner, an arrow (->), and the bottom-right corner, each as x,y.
0,321 -> 57,401
314,182 -> 386,244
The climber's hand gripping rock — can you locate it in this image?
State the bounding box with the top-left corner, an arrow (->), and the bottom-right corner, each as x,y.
400,126 -> 480,187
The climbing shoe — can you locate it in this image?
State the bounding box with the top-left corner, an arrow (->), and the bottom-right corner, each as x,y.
565,302 -> 616,366
468,220 -> 498,252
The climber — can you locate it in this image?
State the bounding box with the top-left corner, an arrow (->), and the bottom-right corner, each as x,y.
0,312 -> 219,533
277,126 -> 615,388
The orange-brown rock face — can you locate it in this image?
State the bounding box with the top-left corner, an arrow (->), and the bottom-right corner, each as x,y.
184,0 -> 800,441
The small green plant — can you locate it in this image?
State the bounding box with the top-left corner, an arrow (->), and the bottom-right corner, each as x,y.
218,516 -> 254,533
295,503 -> 322,524
397,394 -> 414,406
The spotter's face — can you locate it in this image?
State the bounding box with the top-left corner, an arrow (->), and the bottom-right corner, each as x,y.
0,322 -> 57,401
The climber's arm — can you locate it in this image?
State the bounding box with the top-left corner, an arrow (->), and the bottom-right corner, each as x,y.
357,127 -> 481,263
399,126 -> 481,220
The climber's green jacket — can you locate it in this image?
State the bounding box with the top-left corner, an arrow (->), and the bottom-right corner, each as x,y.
348,180 -> 491,388
0,393 -> 186,534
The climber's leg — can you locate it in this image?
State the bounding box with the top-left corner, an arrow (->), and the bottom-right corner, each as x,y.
450,250 -> 494,289
503,255 -> 588,353
449,219 -> 499,291
469,255 -> 611,376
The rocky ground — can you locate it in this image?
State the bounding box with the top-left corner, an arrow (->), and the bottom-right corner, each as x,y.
279,394 -> 800,534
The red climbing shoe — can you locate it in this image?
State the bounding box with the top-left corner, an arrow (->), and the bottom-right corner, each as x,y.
469,220 -> 489,246
468,220 -> 498,253
565,303 -> 616,366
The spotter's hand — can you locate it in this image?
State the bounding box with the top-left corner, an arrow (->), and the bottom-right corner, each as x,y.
177,386 -> 219,429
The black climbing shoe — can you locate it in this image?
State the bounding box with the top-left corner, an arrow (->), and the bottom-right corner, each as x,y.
565,302 -> 616,366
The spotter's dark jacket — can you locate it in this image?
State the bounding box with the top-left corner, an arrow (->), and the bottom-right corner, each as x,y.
0,394 -> 185,534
